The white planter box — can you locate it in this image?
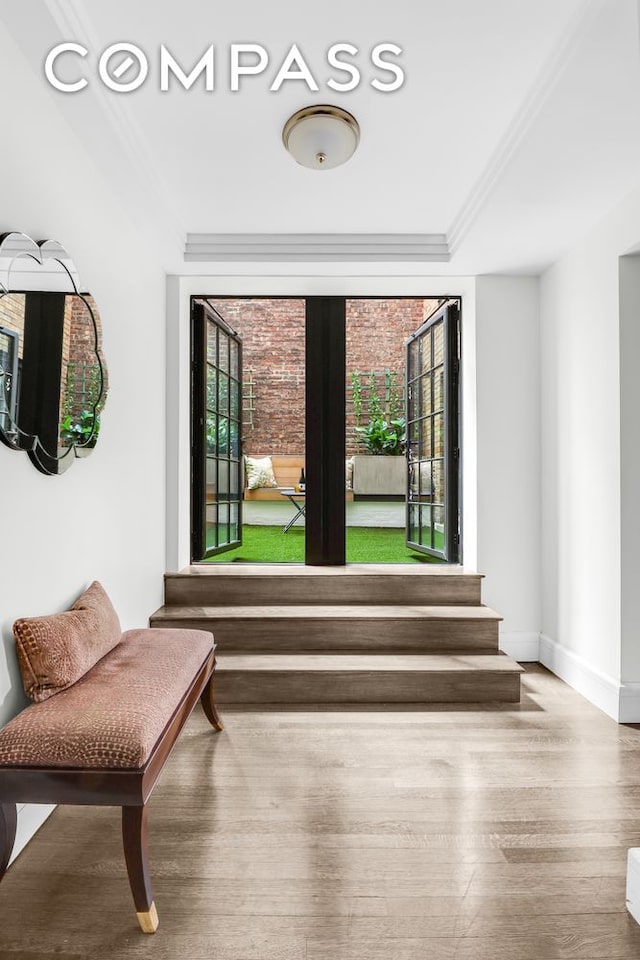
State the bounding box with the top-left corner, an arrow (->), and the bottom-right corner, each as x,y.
352,454 -> 406,496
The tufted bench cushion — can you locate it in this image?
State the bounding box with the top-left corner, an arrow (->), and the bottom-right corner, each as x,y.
0,628 -> 215,770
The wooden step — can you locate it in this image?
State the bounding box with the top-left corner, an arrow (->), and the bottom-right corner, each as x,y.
214,654 -> 523,703
164,564 -> 483,607
149,604 -> 501,654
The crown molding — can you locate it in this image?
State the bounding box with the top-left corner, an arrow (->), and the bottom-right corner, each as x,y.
447,0 -> 603,255
185,233 -> 450,263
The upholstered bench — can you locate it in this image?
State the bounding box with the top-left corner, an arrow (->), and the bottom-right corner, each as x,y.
0,582 -> 222,934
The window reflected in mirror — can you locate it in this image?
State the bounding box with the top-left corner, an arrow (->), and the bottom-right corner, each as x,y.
0,290 -> 106,475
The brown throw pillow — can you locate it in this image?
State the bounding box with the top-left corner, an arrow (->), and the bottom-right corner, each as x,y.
13,581 -> 122,702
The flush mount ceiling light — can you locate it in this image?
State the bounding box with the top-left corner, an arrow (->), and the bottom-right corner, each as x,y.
282,105 -> 360,170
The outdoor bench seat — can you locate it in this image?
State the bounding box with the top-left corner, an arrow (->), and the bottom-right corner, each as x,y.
243,453 -> 305,500
0,622 -> 223,934
243,453 -> 354,501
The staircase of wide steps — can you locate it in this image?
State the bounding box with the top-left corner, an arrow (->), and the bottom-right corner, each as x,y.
149,565 -> 522,704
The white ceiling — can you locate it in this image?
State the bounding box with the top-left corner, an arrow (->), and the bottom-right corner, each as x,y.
1,0 -> 640,275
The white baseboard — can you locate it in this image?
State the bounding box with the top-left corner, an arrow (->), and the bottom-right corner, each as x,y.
499,631 -> 540,662
539,633 -> 621,721
627,850 -> 640,924
618,682 -> 640,723
9,803 -> 56,867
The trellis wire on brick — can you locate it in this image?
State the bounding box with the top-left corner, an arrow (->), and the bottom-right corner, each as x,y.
346,369 -> 405,454
64,362 -> 103,419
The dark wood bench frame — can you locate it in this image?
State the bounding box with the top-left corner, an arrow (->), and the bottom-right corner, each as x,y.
0,646 -> 223,934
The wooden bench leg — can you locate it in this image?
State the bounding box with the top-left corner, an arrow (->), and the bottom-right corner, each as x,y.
200,672 -> 224,732
122,805 -> 158,934
0,804 -> 17,880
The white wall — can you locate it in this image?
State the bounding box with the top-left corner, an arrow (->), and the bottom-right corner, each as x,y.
540,182 -> 640,720
0,24 -> 166,855
168,275 -> 542,662
475,277 -> 541,661
618,256 -> 640,692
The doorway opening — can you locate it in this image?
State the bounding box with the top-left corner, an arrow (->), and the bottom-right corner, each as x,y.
190,296 -> 460,564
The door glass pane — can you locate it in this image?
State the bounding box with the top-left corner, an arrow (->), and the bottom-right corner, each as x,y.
230,464 -> 240,495
419,373 -> 432,417
229,419 -> 240,458
420,504 -> 433,546
434,365 -> 444,412
408,338 -> 420,382
206,504 -> 217,549
230,502 -> 239,542
230,382 -> 239,419
408,504 -> 419,543
433,413 -> 444,457
433,505 -> 445,553
206,416 -> 216,456
219,334 -> 229,373
433,459 -> 444,503
206,458 -> 216,501
218,461 -> 229,498
207,368 -> 217,411
419,418 -> 432,459
422,330 -> 432,372
433,322 -> 444,366
230,340 -> 239,379
207,326 -> 217,364
218,504 -> 229,539
419,460 -> 432,499
218,416 -> 229,456
409,460 -> 419,497
218,372 -> 229,415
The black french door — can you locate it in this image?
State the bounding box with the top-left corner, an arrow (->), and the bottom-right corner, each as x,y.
191,300 -> 243,561
190,294 -> 461,565
305,298 -> 346,565
406,300 -> 460,562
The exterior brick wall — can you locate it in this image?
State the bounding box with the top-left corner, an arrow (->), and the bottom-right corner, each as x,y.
63,294 -> 107,420
208,297 -> 443,457
207,298 -> 305,457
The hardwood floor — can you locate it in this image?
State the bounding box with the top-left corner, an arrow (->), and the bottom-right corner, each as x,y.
2,664 -> 640,958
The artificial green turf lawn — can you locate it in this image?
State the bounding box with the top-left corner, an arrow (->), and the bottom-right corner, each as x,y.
206,524 -> 444,563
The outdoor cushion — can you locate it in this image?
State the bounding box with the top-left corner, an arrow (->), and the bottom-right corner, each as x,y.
245,455 -> 278,489
13,581 -> 122,703
0,628 -> 215,769
346,456 -> 354,490
410,461 -> 433,495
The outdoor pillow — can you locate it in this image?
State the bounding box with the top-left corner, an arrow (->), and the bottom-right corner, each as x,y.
245,455 -> 278,490
13,581 -> 122,702
346,456 -> 354,490
410,461 -> 433,495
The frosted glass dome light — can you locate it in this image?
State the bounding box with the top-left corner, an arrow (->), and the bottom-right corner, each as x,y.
282,105 -> 360,170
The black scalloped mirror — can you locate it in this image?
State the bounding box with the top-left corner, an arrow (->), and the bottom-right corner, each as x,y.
0,232 -> 107,475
